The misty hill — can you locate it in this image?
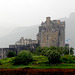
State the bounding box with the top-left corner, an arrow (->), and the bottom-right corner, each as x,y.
60,12 -> 75,48
0,25 -> 39,48
0,12 -> 75,48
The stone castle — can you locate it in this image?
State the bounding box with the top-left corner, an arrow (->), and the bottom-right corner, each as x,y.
37,17 -> 65,47
0,17 -> 65,58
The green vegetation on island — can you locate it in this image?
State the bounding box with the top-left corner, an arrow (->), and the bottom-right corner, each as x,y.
0,46 -> 75,69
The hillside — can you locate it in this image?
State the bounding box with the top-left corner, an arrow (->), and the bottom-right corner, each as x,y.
0,25 -> 39,48
60,12 -> 75,48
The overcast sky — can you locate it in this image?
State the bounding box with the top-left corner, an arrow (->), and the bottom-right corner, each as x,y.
0,0 -> 75,37
0,0 -> 75,28
0,0 -> 75,49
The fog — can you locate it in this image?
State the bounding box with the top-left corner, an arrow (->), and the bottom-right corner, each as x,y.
0,0 -> 75,28
0,0 -> 75,49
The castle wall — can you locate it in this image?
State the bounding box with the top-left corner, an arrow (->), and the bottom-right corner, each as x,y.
39,30 -> 59,47
0,48 -> 17,59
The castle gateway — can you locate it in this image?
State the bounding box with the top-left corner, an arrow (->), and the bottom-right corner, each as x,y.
37,17 -> 65,47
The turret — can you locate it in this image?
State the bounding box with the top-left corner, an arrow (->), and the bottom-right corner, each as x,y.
46,17 -> 51,26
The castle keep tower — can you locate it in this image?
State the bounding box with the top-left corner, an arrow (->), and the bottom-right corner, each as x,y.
46,17 -> 50,26
37,17 -> 65,47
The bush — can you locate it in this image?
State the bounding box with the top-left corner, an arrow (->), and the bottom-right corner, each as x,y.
72,55 -> 75,60
70,47 -> 74,55
32,55 -> 48,65
41,50 -> 49,56
41,47 -> 50,56
63,47 -> 69,55
60,55 -> 73,63
0,60 -> 2,65
45,50 -> 52,57
7,51 -> 16,57
12,50 -> 33,65
46,50 -> 61,64
34,47 -> 42,55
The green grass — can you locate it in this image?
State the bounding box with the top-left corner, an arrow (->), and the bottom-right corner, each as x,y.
32,55 -> 49,65
0,55 -> 75,69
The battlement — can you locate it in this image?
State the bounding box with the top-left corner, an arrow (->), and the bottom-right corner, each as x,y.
53,20 -> 60,24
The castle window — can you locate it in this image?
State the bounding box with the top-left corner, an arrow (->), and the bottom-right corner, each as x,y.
52,29 -> 55,32
47,35 -> 49,40
42,30 -> 44,32
26,42 -> 27,45
59,31 -> 60,35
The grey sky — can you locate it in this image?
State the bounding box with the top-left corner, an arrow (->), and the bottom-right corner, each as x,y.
0,0 -> 75,28
0,0 -> 75,49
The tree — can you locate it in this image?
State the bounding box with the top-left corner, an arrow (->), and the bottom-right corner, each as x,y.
60,55 -> 73,63
41,47 -> 50,56
49,46 -> 56,50
63,47 -> 69,55
12,50 -> 33,65
57,47 -> 63,54
34,47 -> 42,55
46,50 -> 61,64
7,51 -> 16,57
70,47 -> 74,55
45,50 -> 52,57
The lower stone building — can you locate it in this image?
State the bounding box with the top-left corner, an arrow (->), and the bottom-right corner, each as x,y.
0,37 -> 38,59
0,43 -> 38,59
0,48 -> 17,59
15,37 -> 37,45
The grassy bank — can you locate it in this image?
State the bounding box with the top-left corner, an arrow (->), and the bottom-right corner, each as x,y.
0,55 -> 75,69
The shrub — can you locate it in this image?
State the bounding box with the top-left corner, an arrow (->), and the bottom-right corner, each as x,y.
49,46 -> 56,50
32,55 -> 48,65
41,47 -> 50,56
34,47 -> 42,55
12,50 -> 33,65
41,50 -> 49,56
0,60 -> 2,65
60,55 -> 73,63
63,47 -> 69,55
7,51 -> 16,57
56,47 -> 63,54
72,55 -> 75,60
46,50 -> 61,64
45,50 -> 52,57
70,47 -> 74,55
